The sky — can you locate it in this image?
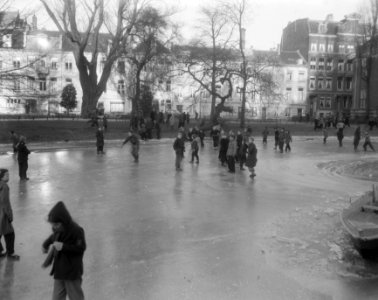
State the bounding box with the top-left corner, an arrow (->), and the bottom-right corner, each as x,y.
10,0 -> 364,50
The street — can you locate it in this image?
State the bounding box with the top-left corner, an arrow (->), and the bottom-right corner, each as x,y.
0,137 -> 378,299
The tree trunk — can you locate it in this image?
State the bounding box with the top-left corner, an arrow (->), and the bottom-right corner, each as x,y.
366,56 -> 372,120
133,68 -> 142,115
240,77 -> 247,128
81,87 -> 101,118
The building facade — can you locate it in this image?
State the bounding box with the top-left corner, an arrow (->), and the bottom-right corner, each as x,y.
280,14 -> 365,120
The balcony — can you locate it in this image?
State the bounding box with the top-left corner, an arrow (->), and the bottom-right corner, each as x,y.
36,65 -> 49,76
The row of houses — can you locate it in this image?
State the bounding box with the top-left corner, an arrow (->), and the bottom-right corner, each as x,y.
0,11 -> 375,121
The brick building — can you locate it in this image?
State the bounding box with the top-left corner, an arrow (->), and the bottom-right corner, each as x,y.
280,14 -> 364,120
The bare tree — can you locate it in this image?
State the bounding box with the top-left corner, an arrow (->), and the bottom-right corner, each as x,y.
40,0 -> 145,117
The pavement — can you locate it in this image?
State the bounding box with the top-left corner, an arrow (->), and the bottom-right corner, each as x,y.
0,136 -> 378,299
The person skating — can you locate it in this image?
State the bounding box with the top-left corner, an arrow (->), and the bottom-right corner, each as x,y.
9,131 -> 19,154
246,137 -> 257,178
190,134 -> 200,164
122,131 -> 140,162
210,125 -> 220,148
353,126 -> 361,151
17,136 -> 30,180
239,138 -> 248,170
336,120 -> 345,147
274,127 -> 279,150
42,201 -> 86,300
262,127 -> 269,145
226,133 -> 237,173
218,130 -> 229,166
198,127 -> 205,148
323,127 -> 328,144
96,127 -> 105,154
0,169 -> 20,260
236,130 -> 243,163
278,128 -> 285,153
284,130 -> 292,152
173,132 -> 185,171
363,131 -> 375,152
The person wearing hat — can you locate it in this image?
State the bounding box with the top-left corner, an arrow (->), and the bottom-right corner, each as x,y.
42,201 -> 86,300
173,131 -> 185,171
0,169 -> 20,260
17,136 -> 31,180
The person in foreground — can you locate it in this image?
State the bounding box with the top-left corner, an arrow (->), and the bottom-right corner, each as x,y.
42,201 -> 86,300
0,169 -> 20,260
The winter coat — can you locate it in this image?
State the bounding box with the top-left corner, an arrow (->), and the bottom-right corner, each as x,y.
245,142 -> 258,168
96,130 -> 104,147
191,138 -> 199,151
42,202 -> 86,280
173,138 -> 185,155
284,132 -> 292,144
218,137 -> 229,161
0,181 -> 14,235
226,139 -> 237,156
17,142 -> 30,163
354,127 -> 361,144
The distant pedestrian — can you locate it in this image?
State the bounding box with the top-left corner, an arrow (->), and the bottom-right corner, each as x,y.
0,169 -> 20,260
336,121 -> 344,147
246,137 -> 257,178
210,125 -> 220,148
363,131 -> 375,152
226,134 -> 237,173
278,128 -> 285,153
353,126 -> 361,151
236,130 -> 243,163
190,134 -> 200,164
96,127 -> 105,154
42,201 -> 86,300
323,127 -> 328,144
274,127 -> 279,150
173,132 -> 185,171
9,131 -> 19,154
262,127 -> 269,145
122,131 -> 140,162
284,130 -> 292,152
17,136 -> 30,180
218,131 -> 229,166
155,121 -> 161,140
239,138 -> 248,170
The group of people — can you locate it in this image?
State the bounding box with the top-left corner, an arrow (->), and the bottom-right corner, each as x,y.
272,127 -> 293,153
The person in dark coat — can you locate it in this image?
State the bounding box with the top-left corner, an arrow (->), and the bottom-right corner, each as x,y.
218,131 -> 229,166
210,125 -> 220,148
236,130 -> 243,163
262,127 -> 269,145
239,138 -> 248,170
278,128 -> 285,153
17,136 -> 30,180
274,127 -> 279,150
226,133 -> 237,173
42,201 -> 86,300
96,127 -> 105,154
154,121 -> 161,140
198,128 -> 205,148
246,137 -> 257,178
336,121 -> 345,147
190,134 -> 200,164
173,132 -> 185,171
363,131 -> 375,152
122,131 -> 140,162
0,169 -> 20,260
353,126 -> 361,151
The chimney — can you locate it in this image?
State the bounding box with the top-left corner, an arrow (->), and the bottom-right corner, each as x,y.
32,15 -> 37,30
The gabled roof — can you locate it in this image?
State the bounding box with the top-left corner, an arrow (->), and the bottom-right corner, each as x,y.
308,20 -> 338,35
280,50 -> 307,65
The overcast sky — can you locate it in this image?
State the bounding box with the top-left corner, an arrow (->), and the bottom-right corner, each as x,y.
11,0 -> 363,50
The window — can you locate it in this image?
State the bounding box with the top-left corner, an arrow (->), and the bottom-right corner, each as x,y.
298,72 -> 305,81
346,60 -> 353,72
326,77 -> 332,89
319,43 -> 325,52
40,78 -> 46,91
51,58 -> 58,70
310,57 -> 316,70
40,59 -> 46,68
3,34 -> 11,47
13,58 -> 20,68
65,78 -> 72,84
319,23 -> 326,33
338,59 -> 344,72
309,77 -> 316,90
298,87 -> 304,101
325,97 -> 332,108
339,44 -> 345,53
311,43 -> 317,52
65,62 -> 73,70
346,77 -> 352,90
327,43 -> 334,53
318,58 -> 324,70
117,80 -> 125,95
337,77 -> 343,90
14,80 -> 20,91
117,61 -> 125,74
287,72 -> 293,81
326,58 -> 333,71
28,56 -> 36,67
50,78 -> 57,92
166,80 -> 171,91
27,77 -> 35,89
346,45 -> 354,53
319,97 -> 325,108
318,77 -> 324,89
285,87 -> 292,100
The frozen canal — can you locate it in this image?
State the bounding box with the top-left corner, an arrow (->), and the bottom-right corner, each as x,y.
0,136 -> 378,300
